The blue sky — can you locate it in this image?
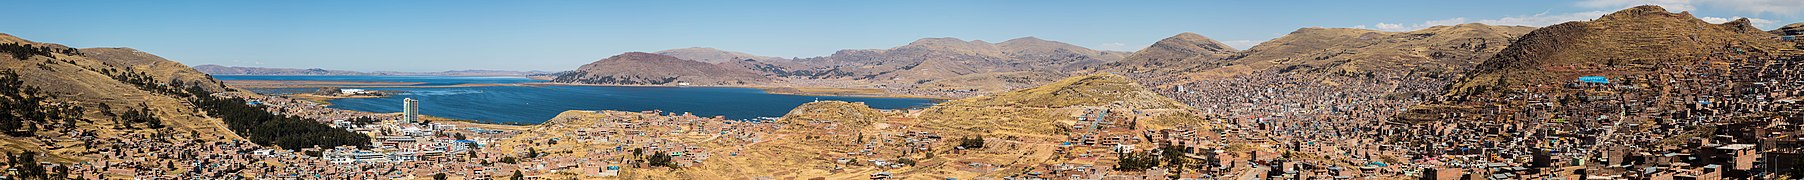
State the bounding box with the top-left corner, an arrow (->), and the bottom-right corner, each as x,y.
6,0 -> 1801,71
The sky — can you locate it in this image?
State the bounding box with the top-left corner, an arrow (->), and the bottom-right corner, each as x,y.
6,0 -> 1802,72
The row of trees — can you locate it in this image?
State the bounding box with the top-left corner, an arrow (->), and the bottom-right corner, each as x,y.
100,67 -> 192,97
115,103 -> 164,129
1114,145 -> 1193,171
0,42 -> 79,60
186,85 -> 371,149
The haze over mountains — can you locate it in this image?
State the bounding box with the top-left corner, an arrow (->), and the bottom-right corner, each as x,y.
551,52 -> 772,85
194,64 -> 551,76
543,36 -> 1134,97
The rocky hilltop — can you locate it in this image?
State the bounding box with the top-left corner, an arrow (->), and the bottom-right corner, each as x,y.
551,52 -> 771,85
777,100 -> 889,128
918,73 -> 1207,137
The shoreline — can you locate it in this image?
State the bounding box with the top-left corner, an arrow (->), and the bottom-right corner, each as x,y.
223,75 -> 952,100
238,79 -> 949,127
212,74 -> 537,77
520,82 -> 952,100
239,80 -> 948,99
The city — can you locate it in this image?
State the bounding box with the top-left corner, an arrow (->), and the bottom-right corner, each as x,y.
1,1 -> 1803,179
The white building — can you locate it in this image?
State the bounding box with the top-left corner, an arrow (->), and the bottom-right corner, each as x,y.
402,98 -> 419,124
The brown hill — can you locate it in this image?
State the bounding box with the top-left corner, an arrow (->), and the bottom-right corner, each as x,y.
1096,32 -> 1240,76
0,33 -> 239,161
1230,24 -> 1534,75
753,37 -> 1124,97
551,52 -> 772,85
1404,5 -> 1803,121
1445,5 -> 1792,98
82,48 -> 231,93
654,47 -> 786,63
1137,24 -> 1534,84
1770,22 -> 1804,35
778,100 -> 889,128
918,73 -> 1207,137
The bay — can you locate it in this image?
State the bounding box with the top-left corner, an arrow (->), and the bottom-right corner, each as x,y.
216,75 -> 939,124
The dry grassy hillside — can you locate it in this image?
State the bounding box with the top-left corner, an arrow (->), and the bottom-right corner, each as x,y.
1405,5 -> 1803,121
0,33 -> 241,161
778,100 -> 891,128
1096,32 -> 1240,76
919,73 -> 1207,137
1235,24 -> 1534,75
1446,6 -> 1792,97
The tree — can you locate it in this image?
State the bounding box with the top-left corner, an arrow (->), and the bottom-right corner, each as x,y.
499,156 -> 517,164
7,151 -> 47,179
511,170 -> 525,180
433,173 -> 447,180
186,85 -> 370,149
1114,150 -> 1161,171
958,136 -> 985,149
646,151 -> 674,167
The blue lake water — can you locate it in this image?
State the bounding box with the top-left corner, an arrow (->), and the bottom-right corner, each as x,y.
213,75 -> 547,86
216,75 -> 938,124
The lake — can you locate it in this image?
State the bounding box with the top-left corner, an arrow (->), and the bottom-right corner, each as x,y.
215,75 -> 939,124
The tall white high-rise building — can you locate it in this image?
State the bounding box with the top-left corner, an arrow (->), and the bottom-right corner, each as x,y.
402,98 -> 419,124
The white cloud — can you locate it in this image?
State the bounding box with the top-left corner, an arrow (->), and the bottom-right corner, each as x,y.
1374,23 -> 1407,31
1220,40 -> 1265,50
1699,16 -> 1777,27
1578,0 -> 1804,15
1709,0 -> 1804,15
1096,42 -> 1133,51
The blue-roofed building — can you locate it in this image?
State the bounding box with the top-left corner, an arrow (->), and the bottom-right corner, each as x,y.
1579,76 -> 1609,84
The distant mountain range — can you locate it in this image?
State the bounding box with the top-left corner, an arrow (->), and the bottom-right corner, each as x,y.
194,64 -> 551,76
654,47 -> 789,63
551,52 -> 771,85
553,36 -> 1131,97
